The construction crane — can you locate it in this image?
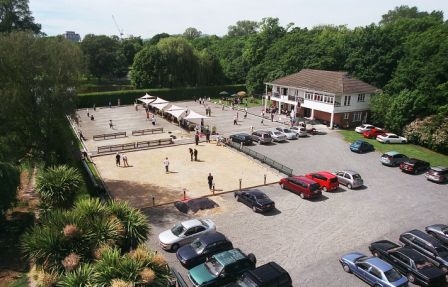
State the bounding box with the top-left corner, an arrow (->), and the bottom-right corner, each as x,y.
112,15 -> 124,38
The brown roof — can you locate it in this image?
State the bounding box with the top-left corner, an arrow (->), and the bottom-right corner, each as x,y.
269,69 -> 378,94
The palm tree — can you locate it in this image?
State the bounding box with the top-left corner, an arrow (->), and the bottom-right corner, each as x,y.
36,165 -> 82,210
108,200 -> 150,251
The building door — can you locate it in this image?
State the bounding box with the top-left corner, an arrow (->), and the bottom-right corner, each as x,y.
304,108 -> 311,118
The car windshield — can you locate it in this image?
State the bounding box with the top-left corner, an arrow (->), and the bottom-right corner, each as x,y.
283,129 -> 292,133
255,194 -> 268,200
352,174 -> 362,180
235,275 -> 257,287
435,246 -> 448,257
191,238 -> 205,254
309,183 -> 320,191
205,257 -> 224,276
170,224 -> 185,236
384,269 -> 402,282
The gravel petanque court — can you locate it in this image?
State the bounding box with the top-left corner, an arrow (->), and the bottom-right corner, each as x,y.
92,143 -> 282,208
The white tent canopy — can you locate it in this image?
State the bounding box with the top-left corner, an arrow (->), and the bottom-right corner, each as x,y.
138,98 -> 154,104
183,110 -> 208,120
166,105 -> 186,111
151,102 -> 170,110
166,109 -> 187,119
138,93 -> 156,104
150,97 -> 168,105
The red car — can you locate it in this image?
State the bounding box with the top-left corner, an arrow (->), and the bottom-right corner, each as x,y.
362,128 -> 385,139
305,171 -> 339,192
279,176 -> 322,199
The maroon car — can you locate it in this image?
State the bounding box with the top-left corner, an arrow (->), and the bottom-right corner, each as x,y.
279,176 -> 322,199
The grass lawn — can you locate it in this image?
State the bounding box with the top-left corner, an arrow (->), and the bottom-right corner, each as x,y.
338,130 -> 448,167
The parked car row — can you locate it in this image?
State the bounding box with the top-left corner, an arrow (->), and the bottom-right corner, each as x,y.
340,224 -> 448,287
229,126 -> 311,146
355,123 -> 407,144
159,219 -> 292,286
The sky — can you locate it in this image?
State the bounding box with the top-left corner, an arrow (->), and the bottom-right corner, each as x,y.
29,0 -> 448,39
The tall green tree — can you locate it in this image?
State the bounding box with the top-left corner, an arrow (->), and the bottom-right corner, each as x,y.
183,27 -> 202,40
120,36 -> 143,66
0,162 -> 20,219
0,0 -> 41,33
0,32 -> 84,164
227,20 -> 259,37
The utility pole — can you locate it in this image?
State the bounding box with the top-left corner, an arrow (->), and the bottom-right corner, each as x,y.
112,15 -> 124,39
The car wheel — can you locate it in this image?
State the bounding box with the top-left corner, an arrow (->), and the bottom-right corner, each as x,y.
342,263 -> 351,273
402,140 -> 406,143
236,195 -> 240,202
407,273 -> 416,283
385,140 -> 390,144
252,205 -> 257,212
299,193 -> 305,199
280,183 -> 285,190
247,253 -> 256,265
322,187 -> 327,192
441,265 -> 448,273
171,244 -> 179,252
347,183 -> 352,190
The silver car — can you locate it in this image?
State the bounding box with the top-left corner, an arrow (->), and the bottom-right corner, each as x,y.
267,130 -> 288,142
290,126 -> 308,137
334,170 -> 363,189
425,224 -> 448,245
275,127 -> 297,140
158,218 -> 216,251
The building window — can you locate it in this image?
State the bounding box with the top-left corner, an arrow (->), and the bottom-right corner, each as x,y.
353,112 -> 362,122
305,92 -> 313,100
358,94 -> 365,102
344,95 -> 351,106
343,113 -> 349,120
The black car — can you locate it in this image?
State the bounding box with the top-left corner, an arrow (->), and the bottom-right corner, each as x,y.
350,140 -> 375,153
229,133 -> 253,145
369,240 -> 446,286
234,189 -> 275,213
399,229 -> 448,273
225,262 -> 292,287
399,158 -> 430,174
176,232 -> 233,269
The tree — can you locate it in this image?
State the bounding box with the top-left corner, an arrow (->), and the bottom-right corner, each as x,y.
36,165 -> 83,210
183,27 -> 202,40
147,32 -> 170,45
380,5 -> 443,26
120,36 -> 143,66
0,32 -> 84,164
131,45 -> 165,88
227,20 -> 259,37
81,34 -> 126,81
0,162 -> 20,219
0,0 -> 41,33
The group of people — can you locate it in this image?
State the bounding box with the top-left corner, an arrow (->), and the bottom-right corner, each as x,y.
115,152 -> 130,167
188,148 -> 199,161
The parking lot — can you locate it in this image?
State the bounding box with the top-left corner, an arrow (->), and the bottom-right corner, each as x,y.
144,125 -> 448,287
78,101 -> 448,286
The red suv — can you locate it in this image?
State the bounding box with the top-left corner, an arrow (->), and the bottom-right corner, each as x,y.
305,171 -> 339,192
279,176 -> 322,199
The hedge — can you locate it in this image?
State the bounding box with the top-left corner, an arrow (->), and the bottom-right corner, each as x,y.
76,85 -> 246,108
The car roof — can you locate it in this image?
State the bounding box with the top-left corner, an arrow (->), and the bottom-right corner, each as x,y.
364,257 -> 392,271
213,248 -> 246,266
233,133 -> 250,137
338,170 -> 359,175
354,139 -> 367,143
404,229 -> 442,245
313,171 -> 337,178
200,232 -> 229,245
384,151 -> 400,156
397,247 -> 426,261
290,175 -> 318,184
384,133 -> 397,136
243,189 -> 266,196
182,219 -> 204,229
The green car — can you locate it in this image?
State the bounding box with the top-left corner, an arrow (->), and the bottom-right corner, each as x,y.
187,248 -> 256,287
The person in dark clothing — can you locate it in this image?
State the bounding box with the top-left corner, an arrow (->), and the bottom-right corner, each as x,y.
115,153 -> 121,166
208,173 -> 214,190
195,133 -> 199,145
193,149 -> 198,161
189,148 -> 194,161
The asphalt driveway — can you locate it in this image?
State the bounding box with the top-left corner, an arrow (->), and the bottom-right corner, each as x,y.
145,130 -> 448,287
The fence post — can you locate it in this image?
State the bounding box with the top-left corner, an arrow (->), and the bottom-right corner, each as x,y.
239,179 -> 242,190
152,197 -> 155,206
212,184 -> 215,194
183,188 -> 186,200
264,174 -> 266,185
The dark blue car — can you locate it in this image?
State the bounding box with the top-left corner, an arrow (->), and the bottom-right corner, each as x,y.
340,252 -> 409,287
350,140 -> 375,153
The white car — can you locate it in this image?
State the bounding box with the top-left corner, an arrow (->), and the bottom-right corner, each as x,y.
355,124 -> 375,133
275,127 -> 297,140
267,130 -> 288,142
376,133 -> 407,144
158,219 -> 216,251
290,126 -> 308,137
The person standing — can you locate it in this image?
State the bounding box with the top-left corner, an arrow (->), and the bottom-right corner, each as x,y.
109,120 -> 113,128
189,148 -> 194,161
195,132 -> 199,145
193,149 -> 198,161
122,154 -> 129,167
233,115 -> 237,125
244,107 -> 248,119
271,112 -> 275,122
152,115 -> 156,126
115,153 -> 121,167
205,130 -> 210,143
163,157 -> 169,173
208,173 -> 214,191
